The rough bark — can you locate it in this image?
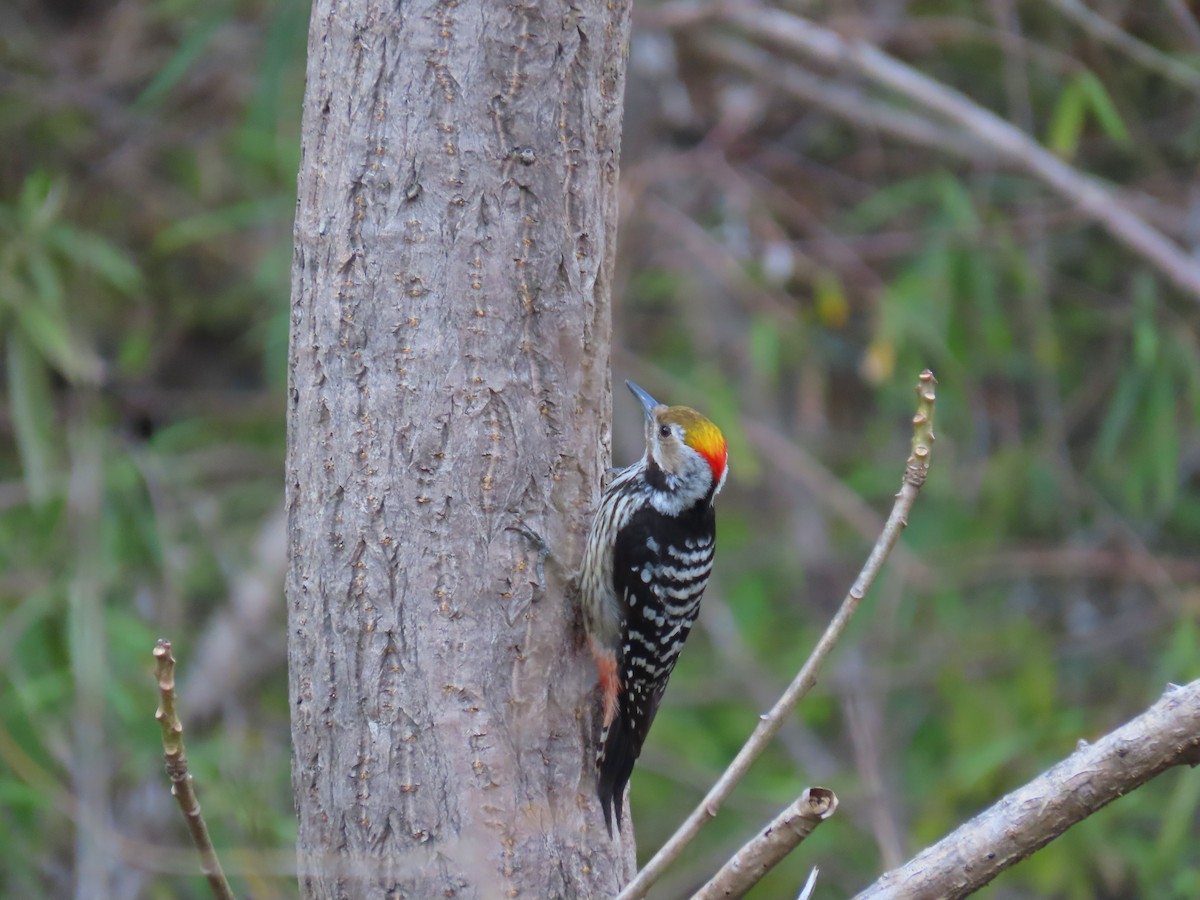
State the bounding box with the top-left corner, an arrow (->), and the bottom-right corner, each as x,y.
286,1 -> 633,896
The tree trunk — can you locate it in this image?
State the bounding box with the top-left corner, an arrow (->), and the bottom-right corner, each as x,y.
286,1 -> 634,896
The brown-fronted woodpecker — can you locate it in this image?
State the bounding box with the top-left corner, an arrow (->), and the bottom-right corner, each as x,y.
580,380 -> 729,834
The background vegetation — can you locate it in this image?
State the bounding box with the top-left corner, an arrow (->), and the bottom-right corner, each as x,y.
2,1 -> 1198,897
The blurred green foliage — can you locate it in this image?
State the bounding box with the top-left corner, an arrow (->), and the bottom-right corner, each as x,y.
2,1 -> 1199,898
617,5 -> 1200,897
0,0 -> 305,896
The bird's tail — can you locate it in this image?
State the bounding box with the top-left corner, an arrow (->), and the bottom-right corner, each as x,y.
596,712 -> 638,836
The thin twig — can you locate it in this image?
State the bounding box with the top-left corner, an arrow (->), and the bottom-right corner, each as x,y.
693,34 -> 990,163
720,5 -> 1200,304
1046,0 -> 1200,92
700,590 -> 844,781
693,789 -> 837,899
617,370 -> 938,899
1164,0 -> 1200,50
153,639 -> 236,900
854,678 -> 1200,898
841,656 -> 905,870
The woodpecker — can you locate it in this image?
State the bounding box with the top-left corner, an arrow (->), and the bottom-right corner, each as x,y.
580,380 -> 729,834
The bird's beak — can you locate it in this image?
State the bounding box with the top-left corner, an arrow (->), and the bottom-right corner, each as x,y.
626,380 -> 660,422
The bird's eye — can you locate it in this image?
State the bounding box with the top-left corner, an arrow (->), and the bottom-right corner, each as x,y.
659,424 -> 672,438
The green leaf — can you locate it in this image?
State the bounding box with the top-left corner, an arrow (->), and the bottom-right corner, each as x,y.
153,195 -> 293,252
1048,78 -> 1087,159
0,780 -> 53,811
842,173 -> 948,230
1132,272 -> 1159,371
1145,369 -> 1179,513
12,299 -> 101,384
933,174 -> 980,230
133,14 -> 223,111
1094,371 -> 1142,463
1078,71 -> 1132,148
1047,72 -> 1131,158
18,172 -> 63,231
45,227 -> 143,294
24,248 -> 65,314
6,332 -> 58,505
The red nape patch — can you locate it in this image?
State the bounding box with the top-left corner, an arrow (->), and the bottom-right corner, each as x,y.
686,419 -> 728,483
700,442 -> 728,483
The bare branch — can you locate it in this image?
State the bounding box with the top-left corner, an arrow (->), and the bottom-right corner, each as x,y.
854,679 -> 1200,899
742,420 -> 934,589
719,5 -> 1200,303
699,590 -> 844,781
153,640 -> 236,900
1046,0 -> 1200,92
841,658 -> 905,869
692,34 -> 990,162
693,788 -> 837,900
618,371 -> 938,899
1164,0 -> 1200,50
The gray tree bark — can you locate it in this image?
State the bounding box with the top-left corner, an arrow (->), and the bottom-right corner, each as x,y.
286,1 -> 634,896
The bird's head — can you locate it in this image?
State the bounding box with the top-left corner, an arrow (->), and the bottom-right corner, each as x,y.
627,380 -> 728,499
